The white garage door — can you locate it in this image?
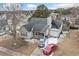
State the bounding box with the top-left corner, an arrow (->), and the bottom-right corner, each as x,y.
49,29 -> 60,38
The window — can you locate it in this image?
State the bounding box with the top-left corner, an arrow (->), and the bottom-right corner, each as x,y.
39,33 -> 44,39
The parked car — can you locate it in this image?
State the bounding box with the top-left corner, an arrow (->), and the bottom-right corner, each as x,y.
38,38 -> 45,48
43,44 -> 58,56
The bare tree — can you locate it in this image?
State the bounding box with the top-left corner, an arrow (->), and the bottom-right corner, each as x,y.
2,3 -> 24,46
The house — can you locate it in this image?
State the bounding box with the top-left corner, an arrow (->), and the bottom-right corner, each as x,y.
62,16 -> 70,31
19,12 -> 64,41
19,22 -> 33,39
62,15 -> 79,30
47,13 -> 63,38
49,13 -> 59,20
33,23 -> 48,39
0,14 -> 9,35
49,19 -> 63,38
19,17 -> 51,39
73,15 -> 79,29
50,13 -> 70,32
75,18 -> 79,29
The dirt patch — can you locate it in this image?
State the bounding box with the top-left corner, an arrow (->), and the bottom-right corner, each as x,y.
13,42 -> 37,55
0,35 -> 37,56
54,30 -> 79,56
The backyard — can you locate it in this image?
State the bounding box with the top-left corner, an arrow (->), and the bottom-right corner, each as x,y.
54,30 -> 79,56
0,34 -> 37,56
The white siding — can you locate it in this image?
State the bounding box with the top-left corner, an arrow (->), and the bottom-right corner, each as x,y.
26,31 -> 33,39
47,16 -> 52,29
45,29 -> 49,36
49,29 -> 60,38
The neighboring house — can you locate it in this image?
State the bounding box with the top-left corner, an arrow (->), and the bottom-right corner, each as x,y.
49,19 -> 63,38
75,18 -> 79,29
48,12 -> 63,38
62,15 -> 79,29
0,14 -> 9,35
62,17 -> 70,31
49,13 -> 59,20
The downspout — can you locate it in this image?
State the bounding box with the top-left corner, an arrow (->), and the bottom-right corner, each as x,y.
31,25 -> 34,38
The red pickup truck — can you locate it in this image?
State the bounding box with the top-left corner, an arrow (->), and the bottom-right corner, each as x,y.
43,44 -> 58,56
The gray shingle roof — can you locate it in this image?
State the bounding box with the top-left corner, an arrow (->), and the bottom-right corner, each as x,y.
51,20 -> 62,29
0,19 -> 8,27
33,24 -> 48,33
23,18 -> 48,33
23,23 -> 33,31
29,18 -> 47,24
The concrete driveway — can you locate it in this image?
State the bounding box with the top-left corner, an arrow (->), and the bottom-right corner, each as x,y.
31,47 -> 44,56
